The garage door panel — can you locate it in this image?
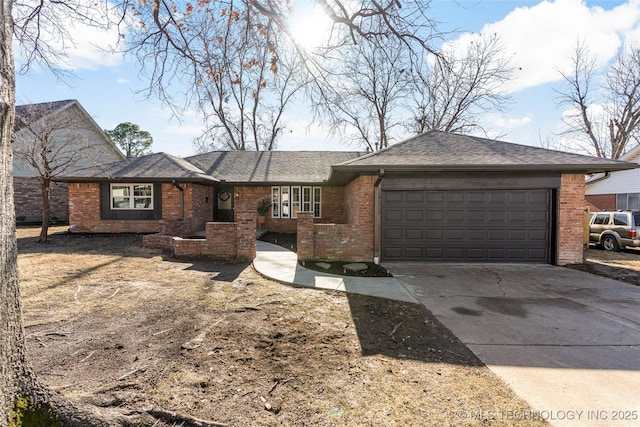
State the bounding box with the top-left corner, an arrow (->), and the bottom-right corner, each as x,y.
447,211 -> 465,221
405,192 -> 425,203
426,230 -> 444,239
447,229 -> 465,239
381,189 -> 551,263
468,230 -> 485,240
384,209 -> 403,221
405,229 -> 423,239
447,192 -> 465,203
426,211 -> 444,221
405,247 -> 424,258
405,210 -> 424,221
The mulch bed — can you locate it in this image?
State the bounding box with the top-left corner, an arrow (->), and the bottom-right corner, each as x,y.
258,232 -> 392,277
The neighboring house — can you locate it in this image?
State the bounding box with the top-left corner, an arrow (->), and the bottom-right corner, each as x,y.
585,144 -> 640,212
57,131 -> 634,265
13,100 -> 124,224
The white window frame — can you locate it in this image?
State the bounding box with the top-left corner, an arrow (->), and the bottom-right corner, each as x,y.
291,186 -> 301,218
281,186 -> 290,218
271,187 -> 280,218
272,185 -> 321,218
313,187 -> 322,218
111,183 -> 153,210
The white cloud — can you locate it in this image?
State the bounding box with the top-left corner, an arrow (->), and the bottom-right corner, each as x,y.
117,78 -> 129,84
489,114 -> 533,130
450,0 -> 640,93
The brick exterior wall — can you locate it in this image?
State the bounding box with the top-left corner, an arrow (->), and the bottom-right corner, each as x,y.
296,212 -> 314,260
234,185 -> 346,234
142,215 -> 256,261
69,182 -> 214,234
14,177 -> 69,223
297,175 -> 377,263
69,182 -> 160,233
557,174 -> 586,265
585,194 -> 616,212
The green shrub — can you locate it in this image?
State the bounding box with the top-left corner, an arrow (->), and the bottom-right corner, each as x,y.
10,397 -> 62,427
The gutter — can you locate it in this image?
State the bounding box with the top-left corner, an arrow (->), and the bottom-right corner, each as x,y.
585,171 -> 610,186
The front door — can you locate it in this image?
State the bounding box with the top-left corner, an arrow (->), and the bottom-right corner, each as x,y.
214,187 -> 234,222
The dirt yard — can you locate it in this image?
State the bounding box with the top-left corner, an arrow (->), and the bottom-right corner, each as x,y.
568,245 -> 640,286
18,226 -> 548,426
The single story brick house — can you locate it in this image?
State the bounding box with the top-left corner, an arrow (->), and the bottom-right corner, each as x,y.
57,131 -> 634,265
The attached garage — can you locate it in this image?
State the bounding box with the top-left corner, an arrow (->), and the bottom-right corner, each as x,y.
381,189 -> 553,262
379,174 -> 559,263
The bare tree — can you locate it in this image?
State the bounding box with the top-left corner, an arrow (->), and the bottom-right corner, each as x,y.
557,42 -> 640,159
14,103 -> 116,242
408,33 -> 513,135
128,0 -> 441,151
187,4 -> 307,151
311,28 -> 412,151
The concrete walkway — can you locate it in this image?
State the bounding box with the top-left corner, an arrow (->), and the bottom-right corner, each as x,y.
254,241 -> 417,303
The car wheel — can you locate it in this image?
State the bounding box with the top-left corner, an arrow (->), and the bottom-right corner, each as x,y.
601,235 -> 619,251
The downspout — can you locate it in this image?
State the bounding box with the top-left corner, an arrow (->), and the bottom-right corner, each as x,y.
373,169 -> 384,265
172,180 -> 185,218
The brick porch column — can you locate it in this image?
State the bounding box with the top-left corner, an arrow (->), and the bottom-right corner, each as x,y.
557,174 -> 585,265
297,211 -> 314,261
236,210 -> 257,260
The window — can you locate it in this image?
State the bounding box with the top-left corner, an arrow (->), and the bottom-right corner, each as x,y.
313,187 -> 322,218
593,213 -> 610,225
617,193 -> 640,210
281,187 -> 290,218
111,184 -> 153,210
272,187 -> 280,218
291,187 -> 301,218
614,213 -> 629,226
302,187 -> 312,212
272,186 -> 321,218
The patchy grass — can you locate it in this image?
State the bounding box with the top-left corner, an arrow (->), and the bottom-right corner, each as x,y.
18,226 -> 546,426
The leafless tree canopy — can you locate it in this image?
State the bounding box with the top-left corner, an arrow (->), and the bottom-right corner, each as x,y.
408,33 -> 513,136
557,42 -> 640,159
126,0 -> 444,151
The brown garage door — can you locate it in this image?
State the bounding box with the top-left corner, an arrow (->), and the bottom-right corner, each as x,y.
381,190 -> 551,262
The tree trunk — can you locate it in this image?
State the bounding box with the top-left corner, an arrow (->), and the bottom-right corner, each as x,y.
38,178 -> 50,243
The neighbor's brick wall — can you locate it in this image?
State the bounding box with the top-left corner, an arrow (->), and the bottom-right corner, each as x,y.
557,174 -> 586,265
585,194 -> 615,212
69,182 -> 160,233
14,177 -> 69,223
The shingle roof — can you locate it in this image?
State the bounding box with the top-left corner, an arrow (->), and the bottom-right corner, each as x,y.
58,152 -> 217,183
15,100 -> 76,132
335,131 -> 634,172
57,131 -> 636,185
185,151 -> 362,183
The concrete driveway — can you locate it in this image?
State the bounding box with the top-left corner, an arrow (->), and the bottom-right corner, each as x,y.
385,263 -> 640,427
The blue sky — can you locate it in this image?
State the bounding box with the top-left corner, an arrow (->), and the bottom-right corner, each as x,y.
14,0 -> 640,157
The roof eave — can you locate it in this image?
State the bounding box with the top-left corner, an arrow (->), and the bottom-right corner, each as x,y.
331,163 -> 638,174
54,176 -> 219,184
